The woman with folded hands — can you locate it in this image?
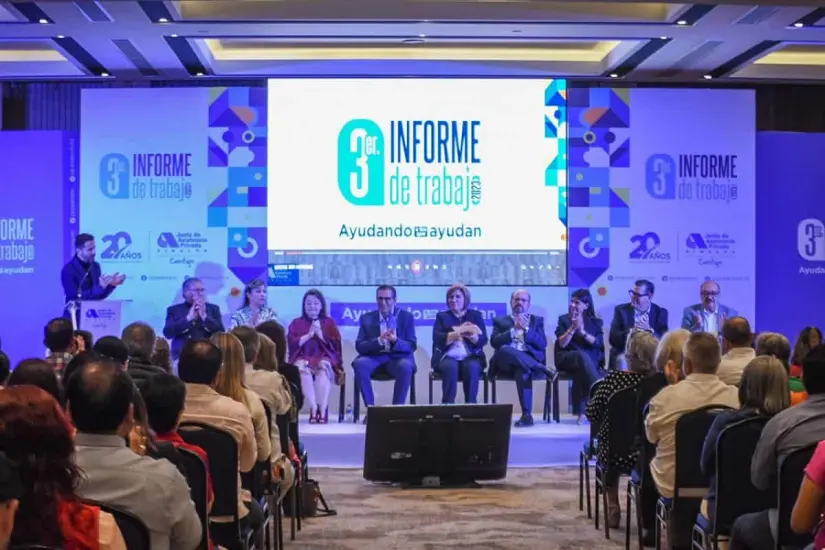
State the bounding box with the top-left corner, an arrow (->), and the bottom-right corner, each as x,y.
431,284 -> 489,404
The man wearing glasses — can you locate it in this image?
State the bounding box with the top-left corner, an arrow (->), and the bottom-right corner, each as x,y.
608,279 -> 669,370
680,280 -> 737,336
163,277 -> 225,360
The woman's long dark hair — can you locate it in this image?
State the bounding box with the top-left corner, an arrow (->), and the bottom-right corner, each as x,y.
257,320 -> 287,365
792,326 -> 823,366
301,288 -> 328,319
0,386 -> 80,547
571,288 -> 597,319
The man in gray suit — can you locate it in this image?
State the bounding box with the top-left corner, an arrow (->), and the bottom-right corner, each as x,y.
681,280 -> 737,336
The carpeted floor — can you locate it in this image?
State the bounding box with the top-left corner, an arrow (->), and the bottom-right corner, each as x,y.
294,467 -> 633,549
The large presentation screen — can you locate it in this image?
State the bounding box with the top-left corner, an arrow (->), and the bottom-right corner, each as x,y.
266,78 -> 567,286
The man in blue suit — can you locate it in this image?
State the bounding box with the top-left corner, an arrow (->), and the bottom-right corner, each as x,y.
681,280 -> 737,335
61,233 -> 125,326
608,279 -> 669,370
490,289 -> 551,427
163,277 -> 225,360
353,285 -> 416,411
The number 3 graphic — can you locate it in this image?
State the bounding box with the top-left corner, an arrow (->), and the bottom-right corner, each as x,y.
349,128 -> 369,199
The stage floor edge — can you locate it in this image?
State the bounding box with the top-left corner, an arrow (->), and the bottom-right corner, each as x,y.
300,414 -> 588,468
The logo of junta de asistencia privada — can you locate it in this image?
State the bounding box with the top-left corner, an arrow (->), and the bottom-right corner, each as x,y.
336,118 -> 484,211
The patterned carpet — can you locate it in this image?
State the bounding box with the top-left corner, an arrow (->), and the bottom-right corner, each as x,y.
295,467 -> 632,550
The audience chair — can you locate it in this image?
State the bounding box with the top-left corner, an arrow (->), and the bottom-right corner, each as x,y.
427,354 -> 489,405
594,386 -> 640,540
656,406 -> 733,550
84,499 -> 151,550
776,444 -> 817,550
489,357 -> 552,422
579,379 -> 604,520
691,417 -> 772,550
179,422 -> 255,550
177,446 -> 211,550
351,366 -> 417,423
626,423 -> 654,550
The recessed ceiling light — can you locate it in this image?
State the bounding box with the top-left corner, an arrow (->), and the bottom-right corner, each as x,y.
38,18 -> 49,24
703,74 -> 712,80
170,34 -> 178,38
418,33 -> 426,38
794,22 -> 804,28
676,20 -> 688,25
609,73 -> 619,78
56,35 -> 65,39
100,72 -> 109,77
195,72 -> 204,76
158,17 -> 168,23
660,36 -> 669,40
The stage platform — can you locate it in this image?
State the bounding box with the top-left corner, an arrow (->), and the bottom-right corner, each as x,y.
301,414 -> 588,468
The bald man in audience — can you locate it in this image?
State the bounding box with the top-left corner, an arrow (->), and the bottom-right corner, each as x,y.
68,359 -> 201,550
716,317 -> 756,386
645,332 -> 739,549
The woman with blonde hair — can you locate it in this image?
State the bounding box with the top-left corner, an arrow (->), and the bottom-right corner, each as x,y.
700,355 -> 789,524
209,332 -> 272,464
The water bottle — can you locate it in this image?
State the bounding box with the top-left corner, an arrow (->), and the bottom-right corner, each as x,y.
345,404 -> 353,423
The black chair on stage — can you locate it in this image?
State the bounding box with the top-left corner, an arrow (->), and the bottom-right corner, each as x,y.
351,365 -> 417,423
428,351 -> 489,404
488,355 -> 553,422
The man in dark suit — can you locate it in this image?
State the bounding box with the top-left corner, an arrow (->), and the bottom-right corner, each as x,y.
353,285 -> 417,411
60,233 -> 125,326
163,277 -> 225,360
608,279 -> 668,370
490,289 -> 551,427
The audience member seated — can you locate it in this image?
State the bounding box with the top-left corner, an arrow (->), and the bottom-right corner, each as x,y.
555,288 -> 604,422
44,317 -> 81,373
75,330 -> 93,353
755,332 -> 803,404
257,321 -> 304,409
586,330 -> 658,527
790,326 -> 821,378
699,356 -> 789,525
716,317 -> 756,386
93,336 -> 130,368
121,322 -> 167,387
288,289 -> 344,420
152,337 -> 173,372
61,350 -> 103,391
0,451 -> 21,549
142,374 -> 215,528
177,339 -> 262,534
67,359 -> 201,550
7,358 -> 63,407
0,386 -> 126,549
0,351 -> 8,386
353,285 -> 417,413
490,289 -> 551,428
646,332 -> 739,549
791,439 -> 825,547
431,284 -> 488,404
229,279 -> 279,329
729,345 -> 825,550
163,277 -> 225,360
609,279 -> 669,370
231,327 -> 292,451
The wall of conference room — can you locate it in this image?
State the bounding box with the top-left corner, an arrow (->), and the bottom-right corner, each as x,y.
1,68 -> 824,414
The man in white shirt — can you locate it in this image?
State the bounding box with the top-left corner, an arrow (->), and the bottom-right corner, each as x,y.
646,332 -> 740,548
680,280 -> 738,336
716,317 -> 756,386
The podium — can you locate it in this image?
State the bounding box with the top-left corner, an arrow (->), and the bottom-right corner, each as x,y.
67,300 -> 126,342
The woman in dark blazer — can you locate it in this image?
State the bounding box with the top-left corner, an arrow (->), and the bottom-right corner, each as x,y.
432,284 -> 489,404
554,288 -> 605,423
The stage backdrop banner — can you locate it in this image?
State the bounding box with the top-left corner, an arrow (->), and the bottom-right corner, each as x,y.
566,87 -> 756,334
80,87 -> 268,333
756,132 -> 825,338
0,131 -> 78,362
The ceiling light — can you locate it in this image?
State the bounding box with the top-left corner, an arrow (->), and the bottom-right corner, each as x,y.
609,73 -> 619,78
100,72 -> 110,77
170,34 -> 178,38
38,18 -> 49,24
195,72 -> 204,76
660,36 -> 669,40
703,74 -> 712,80
56,34 -> 65,39
793,22 -> 804,28
418,33 -> 426,38
676,20 -> 688,25
158,17 -> 168,23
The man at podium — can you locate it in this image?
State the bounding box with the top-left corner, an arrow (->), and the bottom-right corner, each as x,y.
61,233 -> 125,326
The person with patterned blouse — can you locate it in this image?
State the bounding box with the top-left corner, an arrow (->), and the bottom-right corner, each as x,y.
229,280 -> 278,329
586,330 -> 659,528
